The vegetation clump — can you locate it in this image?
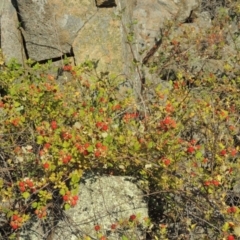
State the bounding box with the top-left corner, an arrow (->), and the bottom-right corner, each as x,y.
0,1 -> 240,239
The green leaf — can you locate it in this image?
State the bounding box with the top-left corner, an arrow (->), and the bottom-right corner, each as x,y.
71,173 -> 80,185
133,141 -> 141,151
22,191 -> 30,199
195,151 -> 202,159
122,236 -> 129,240
31,202 -> 38,208
62,141 -> 70,148
7,210 -> 14,219
59,188 -> 66,196
37,135 -> 44,144
86,145 -> 94,153
147,141 -> 154,149
64,203 -> 71,210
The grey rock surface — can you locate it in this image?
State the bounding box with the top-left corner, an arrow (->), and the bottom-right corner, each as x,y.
16,0 -> 84,61
0,0 -> 25,64
19,174 -> 148,240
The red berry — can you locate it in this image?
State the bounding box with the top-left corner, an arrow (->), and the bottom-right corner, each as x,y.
71,199 -> 78,206
12,215 -> 19,221
19,181 -> 25,187
163,158 -> 171,166
10,221 -> 19,230
63,195 -> 69,202
129,214 -> 137,221
50,121 -> 57,130
220,149 -> 227,156
0,101 -> 4,108
62,65 -> 72,71
230,148 -> 238,157
101,124 -> 108,131
44,143 -> 51,149
27,181 -> 34,188
211,180 -> 220,186
19,186 -> 25,192
99,237 -> 107,240
204,181 -> 211,186
95,142 -> 102,149
112,104 -> 121,111
72,195 -> 78,201
96,122 -> 103,128
95,150 -> 101,158
43,162 -> 50,169
101,145 -> 107,152
62,157 -> 69,164
187,146 -> 195,154
83,150 -> 89,156
84,143 -> 90,149
111,223 -> 117,230
94,225 -> 101,231
228,235 -> 235,240
227,206 -> 237,214
62,132 -> 72,140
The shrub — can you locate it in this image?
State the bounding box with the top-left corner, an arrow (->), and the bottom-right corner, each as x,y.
0,2 -> 239,239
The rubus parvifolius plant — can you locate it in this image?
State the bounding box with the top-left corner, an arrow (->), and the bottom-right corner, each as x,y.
0,4 -> 239,240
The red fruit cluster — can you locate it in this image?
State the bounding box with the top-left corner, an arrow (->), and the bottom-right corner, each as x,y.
75,142 -> 90,156
186,140 -> 200,154
204,179 -> 220,187
44,143 -> 51,150
220,149 -> 227,156
62,65 -> 72,71
11,118 -> 20,127
123,112 -> 139,123
112,104 -> 121,111
18,178 -> 35,192
50,120 -> 58,130
220,148 -> 238,157
96,121 -> 109,131
10,214 -> 23,230
159,116 -> 176,131
94,142 -> 107,157
62,154 -> 72,164
35,206 -> 47,219
62,191 -> 79,207
165,103 -> 174,113
187,146 -> 195,154
227,206 -> 237,214
61,131 -> 72,140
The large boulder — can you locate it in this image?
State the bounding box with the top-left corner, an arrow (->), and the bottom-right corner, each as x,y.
0,0 -> 25,64
0,0 -> 201,73
19,174 -> 148,240
15,0 -> 84,61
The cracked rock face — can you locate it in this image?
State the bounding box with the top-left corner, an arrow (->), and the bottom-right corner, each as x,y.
0,0 -> 25,64
95,0 -> 117,7
1,0 -> 200,72
15,0 -> 84,61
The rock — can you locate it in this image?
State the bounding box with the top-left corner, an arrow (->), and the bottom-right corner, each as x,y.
18,174 -> 148,240
0,0 -> 25,64
0,0 -> 202,80
72,6 -> 123,74
16,0 -> 84,61
96,0 -> 117,8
